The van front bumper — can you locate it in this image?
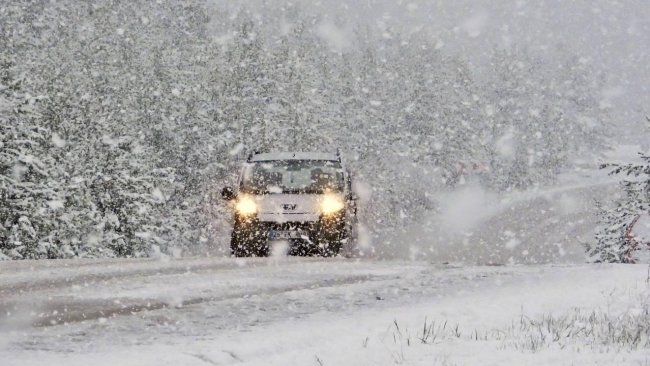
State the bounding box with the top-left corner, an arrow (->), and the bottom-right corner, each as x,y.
234,212 -> 346,243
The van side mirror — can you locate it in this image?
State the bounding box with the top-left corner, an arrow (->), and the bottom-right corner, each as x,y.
221,187 -> 236,201
347,192 -> 359,201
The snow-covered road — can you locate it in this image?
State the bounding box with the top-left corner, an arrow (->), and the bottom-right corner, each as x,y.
1,257 -> 649,365
392,171 -> 619,264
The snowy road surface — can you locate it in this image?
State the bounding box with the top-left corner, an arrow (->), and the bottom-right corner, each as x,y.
394,172 -> 619,264
1,257 -> 649,365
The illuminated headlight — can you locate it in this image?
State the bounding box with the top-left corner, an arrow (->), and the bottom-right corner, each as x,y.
321,194 -> 344,215
235,195 -> 258,215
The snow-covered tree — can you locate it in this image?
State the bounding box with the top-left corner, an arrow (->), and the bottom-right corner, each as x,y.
0,52 -> 64,259
483,47 -> 607,191
588,148 -> 650,263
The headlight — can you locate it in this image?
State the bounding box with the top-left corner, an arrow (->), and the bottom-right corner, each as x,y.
235,195 -> 257,215
321,194 -> 344,215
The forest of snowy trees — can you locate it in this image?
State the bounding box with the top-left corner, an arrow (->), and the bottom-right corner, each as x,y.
1,1 -> 609,259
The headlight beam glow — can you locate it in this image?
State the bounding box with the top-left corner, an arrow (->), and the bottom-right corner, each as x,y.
321,194 -> 345,215
235,195 -> 258,215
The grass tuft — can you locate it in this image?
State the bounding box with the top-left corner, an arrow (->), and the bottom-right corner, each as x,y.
386,300 -> 650,355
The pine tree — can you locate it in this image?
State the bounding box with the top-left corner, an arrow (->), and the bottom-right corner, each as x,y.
0,54 -> 64,259
588,151 -> 650,262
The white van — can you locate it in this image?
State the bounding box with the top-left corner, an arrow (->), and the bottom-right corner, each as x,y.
222,151 -> 357,257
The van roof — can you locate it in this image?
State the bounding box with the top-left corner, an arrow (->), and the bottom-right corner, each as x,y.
249,152 -> 340,162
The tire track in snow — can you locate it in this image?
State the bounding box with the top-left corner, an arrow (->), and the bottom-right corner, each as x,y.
22,273 -> 379,327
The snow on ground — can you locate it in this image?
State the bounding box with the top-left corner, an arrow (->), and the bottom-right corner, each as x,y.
387,165 -> 619,264
2,148 -> 647,365
1,257 -> 649,366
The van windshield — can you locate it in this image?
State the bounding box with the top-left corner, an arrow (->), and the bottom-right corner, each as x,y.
241,160 -> 344,194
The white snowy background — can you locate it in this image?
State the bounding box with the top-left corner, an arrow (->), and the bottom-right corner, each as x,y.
1,0 -> 650,365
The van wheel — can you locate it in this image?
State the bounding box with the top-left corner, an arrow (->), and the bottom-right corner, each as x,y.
231,224 -> 267,257
230,233 -> 251,257
231,238 -> 267,257
320,240 -> 342,257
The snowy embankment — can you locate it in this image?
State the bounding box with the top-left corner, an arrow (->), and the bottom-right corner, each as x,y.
383,165 -> 620,264
1,258 -> 648,366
